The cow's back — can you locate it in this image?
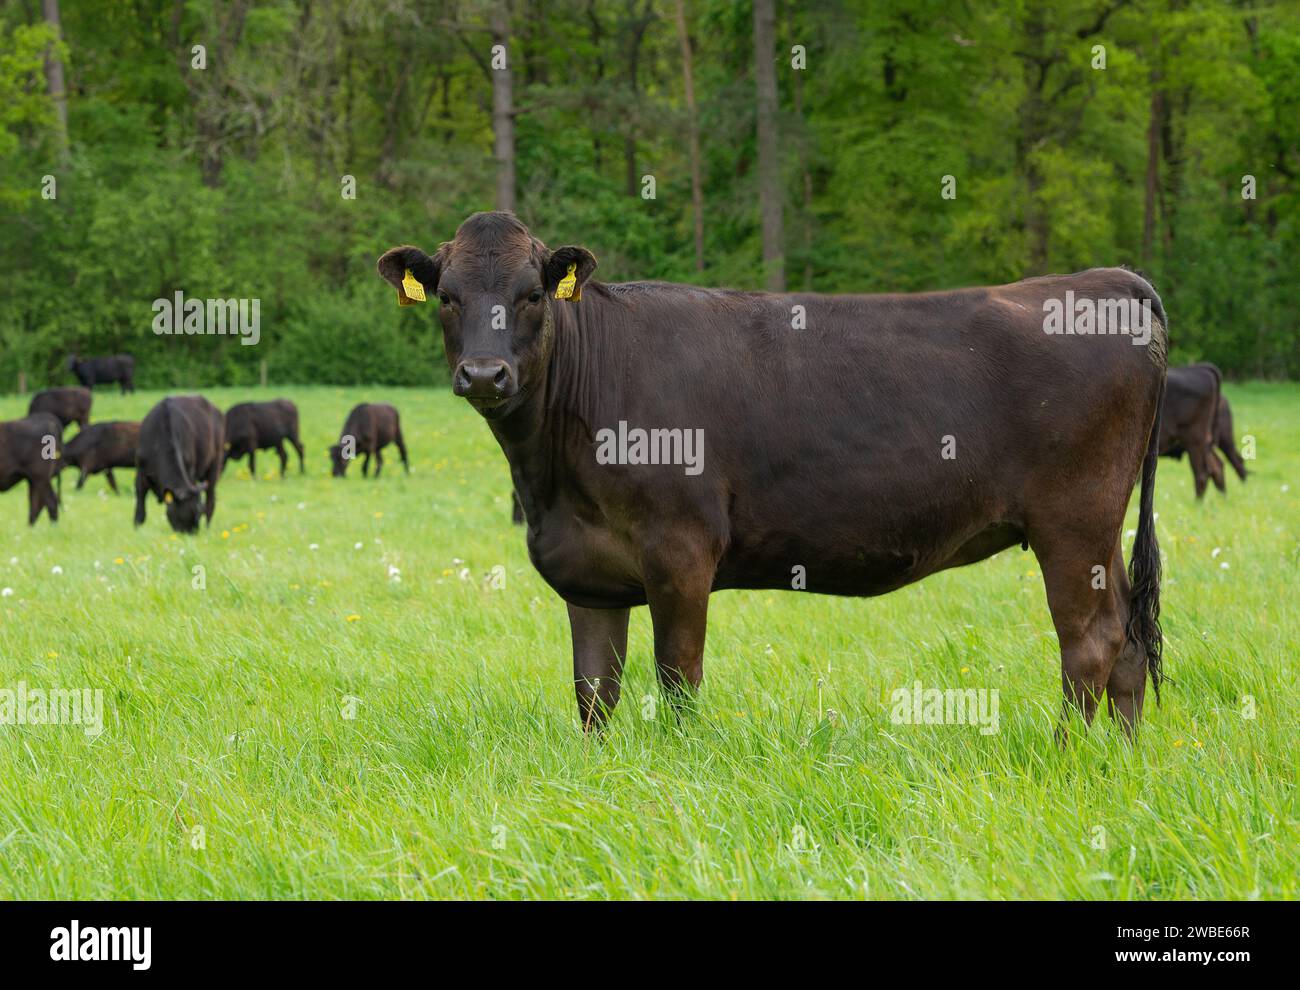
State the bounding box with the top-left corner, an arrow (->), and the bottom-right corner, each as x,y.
528,268 -> 1166,601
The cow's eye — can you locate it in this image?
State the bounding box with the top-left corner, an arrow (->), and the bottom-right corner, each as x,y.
527,289 -> 543,304
437,291 -> 451,306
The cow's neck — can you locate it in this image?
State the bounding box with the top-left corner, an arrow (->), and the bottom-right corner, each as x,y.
487,292 -> 621,519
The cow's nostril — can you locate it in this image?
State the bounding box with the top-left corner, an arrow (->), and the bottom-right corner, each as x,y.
493,367 -> 509,391
453,366 -> 472,395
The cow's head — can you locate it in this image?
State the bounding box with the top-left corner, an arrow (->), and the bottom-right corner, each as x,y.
328,443 -> 348,477
378,212 -> 596,420
163,483 -> 206,534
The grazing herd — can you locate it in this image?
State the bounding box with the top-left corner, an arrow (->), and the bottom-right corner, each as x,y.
0,355 -> 423,534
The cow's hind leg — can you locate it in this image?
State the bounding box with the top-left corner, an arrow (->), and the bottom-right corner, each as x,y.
1033,530 -> 1127,738
568,604 -> 630,733
374,447 -> 384,478
1188,443 -> 1213,499
395,430 -> 410,473
1208,449 -> 1226,494
1102,545 -> 1147,735
275,442 -> 288,477
105,469 -> 119,494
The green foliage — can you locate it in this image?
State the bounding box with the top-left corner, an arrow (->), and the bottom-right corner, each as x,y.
0,0 -> 1297,388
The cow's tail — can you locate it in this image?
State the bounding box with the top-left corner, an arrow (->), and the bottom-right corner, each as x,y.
1127,357 -> 1166,704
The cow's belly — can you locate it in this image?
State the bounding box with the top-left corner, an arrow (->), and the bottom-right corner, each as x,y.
527,485 -> 1025,606
714,519 -> 1025,596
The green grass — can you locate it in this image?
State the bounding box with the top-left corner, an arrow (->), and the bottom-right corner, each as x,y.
0,383 -> 1296,900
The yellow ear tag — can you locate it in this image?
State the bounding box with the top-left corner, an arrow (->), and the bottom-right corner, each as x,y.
555,263 -> 578,301
400,268 -> 426,306
164,491 -> 173,503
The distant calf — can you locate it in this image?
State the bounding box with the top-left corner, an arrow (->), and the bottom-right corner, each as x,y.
1159,363 -> 1223,498
28,386 -> 92,431
223,399 -> 305,478
329,403 -> 408,478
69,354 -> 135,393
134,396 -> 224,533
59,421 -> 140,494
0,413 -> 62,524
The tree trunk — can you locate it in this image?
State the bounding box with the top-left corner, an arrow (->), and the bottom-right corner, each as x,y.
41,0 -> 70,162
789,9 -> 813,290
752,0 -> 784,291
1142,81 -> 1163,265
492,1 -> 516,213
674,0 -> 705,272
622,0 -> 652,197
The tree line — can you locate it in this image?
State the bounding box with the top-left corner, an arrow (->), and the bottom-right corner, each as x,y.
1,0 -> 1297,388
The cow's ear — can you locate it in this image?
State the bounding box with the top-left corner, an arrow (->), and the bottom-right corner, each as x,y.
543,246 -> 597,301
377,245 -> 443,307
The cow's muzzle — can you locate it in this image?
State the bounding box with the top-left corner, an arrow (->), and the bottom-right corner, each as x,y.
453,358 -> 517,403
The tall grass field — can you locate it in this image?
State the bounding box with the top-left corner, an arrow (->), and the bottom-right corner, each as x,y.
0,383 -> 1296,900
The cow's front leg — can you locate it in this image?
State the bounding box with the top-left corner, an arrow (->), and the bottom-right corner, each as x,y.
27,481 -> 42,525
567,603 -> 630,733
202,463 -> 220,526
133,473 -> 149,526
643,531 -> 717,718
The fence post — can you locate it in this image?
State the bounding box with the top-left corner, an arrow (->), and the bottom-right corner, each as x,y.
17,371 -> 26,395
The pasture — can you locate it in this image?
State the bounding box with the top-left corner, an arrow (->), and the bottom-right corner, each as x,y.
0,383 -> 1296,900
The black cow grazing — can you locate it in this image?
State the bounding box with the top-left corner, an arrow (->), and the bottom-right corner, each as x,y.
223,399 -> 305,478
328,403 -> 409,478
59,421 -> 140,493
28,386 -> 92,432
0,413 -> 63,524
1159,363 -> 1223,497
134,395 -> 224,533
378,212 -> 1168,737
69,354 -> 135,393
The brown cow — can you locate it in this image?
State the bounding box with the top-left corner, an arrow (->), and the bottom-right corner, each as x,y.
28,386 -> 92,432
328,403 -> 409,478
59,421 -> 140,493
223,399 -> 305,477
0,413 -> 63,524
378,212 -> 1168,738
